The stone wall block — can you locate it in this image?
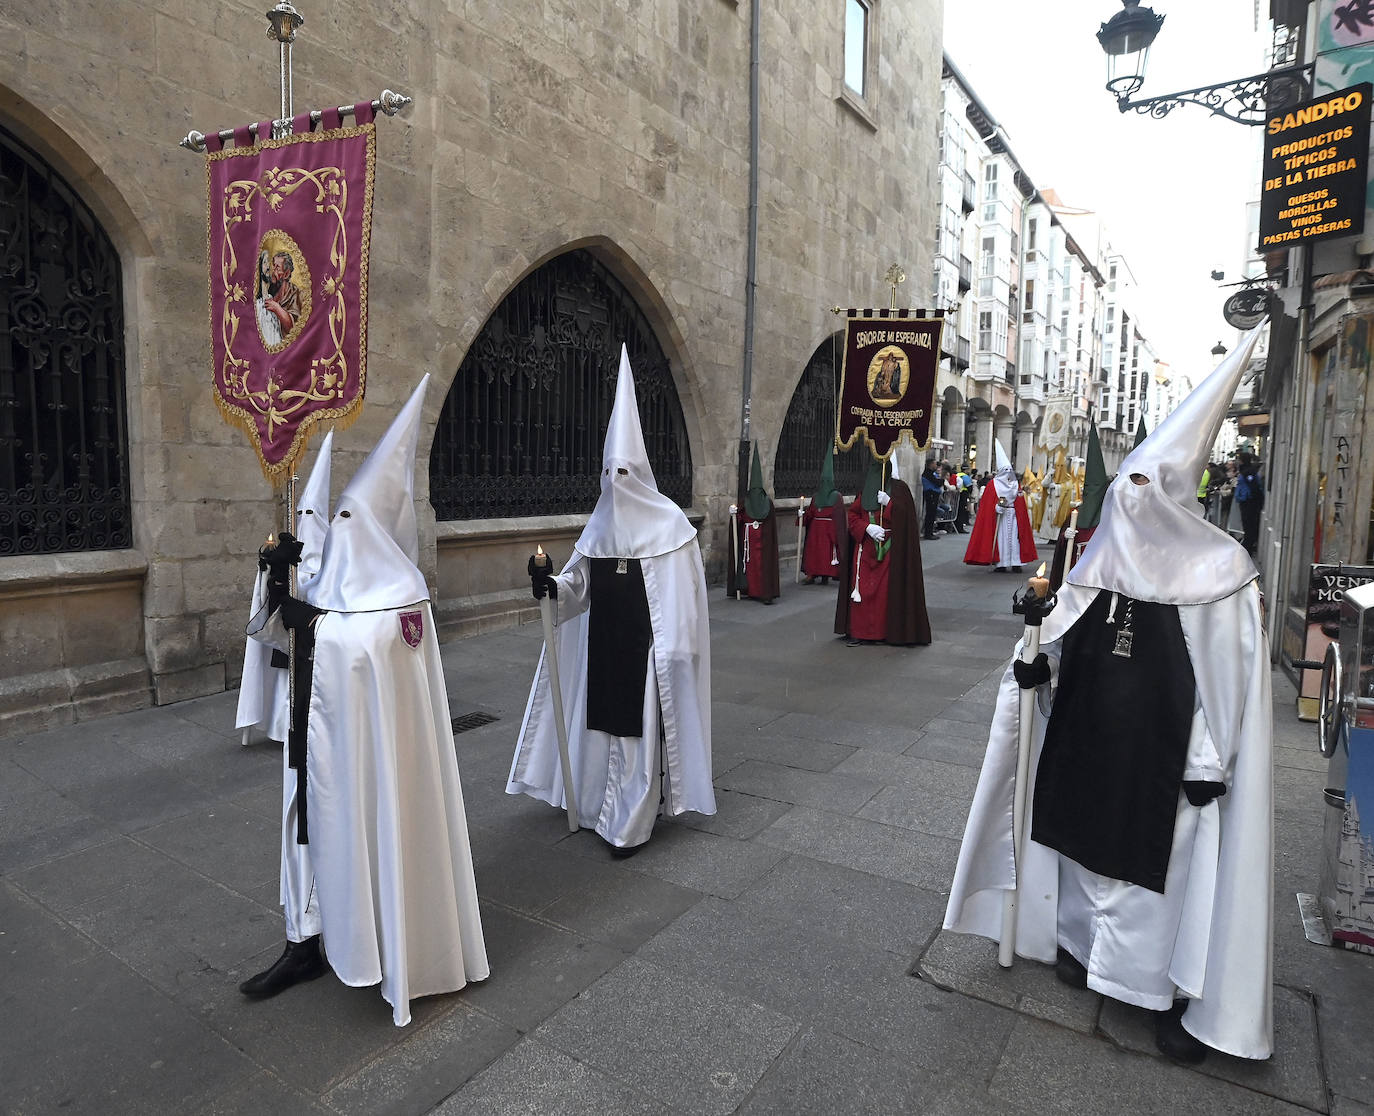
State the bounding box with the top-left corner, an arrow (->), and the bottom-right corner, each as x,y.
144,615 -> 203,674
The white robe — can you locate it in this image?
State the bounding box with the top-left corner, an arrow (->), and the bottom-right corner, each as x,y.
508,542 -> 715,846
235,569 -> 289,743
306,600 -> 489,1026
943,580 -> 1273,1060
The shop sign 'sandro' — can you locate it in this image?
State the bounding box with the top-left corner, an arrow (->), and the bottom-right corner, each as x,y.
1259,83 -> 1372,250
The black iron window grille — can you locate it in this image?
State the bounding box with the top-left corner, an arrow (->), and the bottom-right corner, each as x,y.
773,335 -> 867,500
0,124 -> 131,556
431,249 -> 692,520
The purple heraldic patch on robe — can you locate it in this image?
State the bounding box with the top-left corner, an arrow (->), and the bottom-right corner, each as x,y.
399,610 -> 424,649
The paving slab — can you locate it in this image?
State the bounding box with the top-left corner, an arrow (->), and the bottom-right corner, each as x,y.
1096,984 -> 1326,1112
322,1003 -> 521,1116
757,805 -> 962,892
574,821 -> 788,900
728,853 -> 947,957
714,758 -> 884,814
456,903 -> 626,1032
856,782 -> 976,840
638,897 -> 1017,1069
434,1037 -> 669,1115
679,787 -> 793,841
735,1026 -> 964,1114
534,956 -> 800,1116
917,928 -> 1103,1034
4,950 -> 258,1116
989,1016 -> 1313,1114
716,729 -> 858,773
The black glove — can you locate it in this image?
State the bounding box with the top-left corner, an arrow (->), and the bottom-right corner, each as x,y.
1012,652 -> 1051,689
279,595 -> 323,633
1183,780 -> 1226,807
260,532 -> 305,611
528,553 -> 558,601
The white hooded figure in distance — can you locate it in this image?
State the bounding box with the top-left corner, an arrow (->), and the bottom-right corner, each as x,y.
508,344 -> 715,852
234,429 -> 333,746
944,324 -> 1273,1064
247,375 -> 488,1026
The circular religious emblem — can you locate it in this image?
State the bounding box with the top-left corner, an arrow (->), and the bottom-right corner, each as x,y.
1223,288 -> 1269,331
1046,412 -> 1065,435
865,346 -> 906,408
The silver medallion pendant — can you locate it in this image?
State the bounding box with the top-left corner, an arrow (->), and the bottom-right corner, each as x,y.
616,558 -> 628,575
1112,628 -> 1134,659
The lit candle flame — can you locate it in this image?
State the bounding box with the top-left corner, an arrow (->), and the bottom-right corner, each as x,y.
1036,562 -> 1046,578
266,533 -> 275,546
535,543 -> 545,558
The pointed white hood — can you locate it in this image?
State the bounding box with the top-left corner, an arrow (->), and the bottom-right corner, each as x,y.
1068,323 -> 1265,605
306,376 -> 431,612
992,439 -> 1018,501
575,345 -> 695,559
293,429 -> 333,588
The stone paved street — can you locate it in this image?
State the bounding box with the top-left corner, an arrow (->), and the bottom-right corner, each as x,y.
2,542 -> 1371,1115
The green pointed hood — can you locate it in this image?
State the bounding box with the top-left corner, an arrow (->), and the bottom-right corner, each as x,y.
812,447 -> 839,508
1077,420 -> 1109,528
744,443 -> 771,520
1133,415 -> 1149,448
860,456 -> 883,512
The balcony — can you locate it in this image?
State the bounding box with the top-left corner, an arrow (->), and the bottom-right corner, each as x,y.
962,171 -> 975,214
957,255 -> 972,292
955,336 -> 971,369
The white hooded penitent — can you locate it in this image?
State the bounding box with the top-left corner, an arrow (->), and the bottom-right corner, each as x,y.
575,347 -> 695,560
306,376 -> 430,613
1067,323 -> 1265,606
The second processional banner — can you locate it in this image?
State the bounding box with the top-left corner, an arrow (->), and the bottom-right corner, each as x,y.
834,308 -> 943,460
206,105 -> 377,485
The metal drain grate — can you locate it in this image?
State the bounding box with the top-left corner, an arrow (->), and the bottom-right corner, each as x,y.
451,711 -> 500,734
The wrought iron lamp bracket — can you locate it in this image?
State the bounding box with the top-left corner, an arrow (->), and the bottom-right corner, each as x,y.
1115,62 -> 1314,126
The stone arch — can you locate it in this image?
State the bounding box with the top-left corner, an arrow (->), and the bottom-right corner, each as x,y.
772,332 -> 868,500
429,244 -> 694,520
426,232 -> 708,508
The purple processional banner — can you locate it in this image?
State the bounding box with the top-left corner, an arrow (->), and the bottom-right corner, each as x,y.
834,309 -> 944,461
206,105 -> 376,485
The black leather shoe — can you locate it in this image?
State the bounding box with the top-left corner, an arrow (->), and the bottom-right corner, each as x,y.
1155,1000 -> 1207,1064
608,841 -> 644,859
239,936 -> 328,998
1054,948 -> 1088,989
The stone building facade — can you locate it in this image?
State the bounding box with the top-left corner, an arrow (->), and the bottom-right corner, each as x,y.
0,0 -> 944,733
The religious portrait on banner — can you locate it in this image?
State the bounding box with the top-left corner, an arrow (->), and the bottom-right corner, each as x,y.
206,106 -> 377,484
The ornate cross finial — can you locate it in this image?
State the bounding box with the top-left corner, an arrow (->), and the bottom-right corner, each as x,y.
884,263 -> 906,310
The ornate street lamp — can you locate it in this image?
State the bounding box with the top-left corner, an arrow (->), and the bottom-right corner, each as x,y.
1096,1 -> 1312,126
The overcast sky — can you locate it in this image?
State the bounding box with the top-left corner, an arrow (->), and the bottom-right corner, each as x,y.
942,1 -> 1272,378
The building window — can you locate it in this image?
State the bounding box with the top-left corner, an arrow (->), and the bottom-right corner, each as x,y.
980,237 -> 995,277
1027,218 -> 1037,253
844,0 -> 869,96
983,162 -> 998,200
431,249 -> 692,520
978,310 -> 993,352
0,124 -> 131,556
1024,278 -> 1035,314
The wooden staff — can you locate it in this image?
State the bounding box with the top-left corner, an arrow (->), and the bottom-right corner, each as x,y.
1001,561 -> 1051,968
532,544 -> 578,832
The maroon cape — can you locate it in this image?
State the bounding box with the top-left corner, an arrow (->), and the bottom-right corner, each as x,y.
802,495 -> 846,580
727,508 -> 780,603
1047,523 -> 1097,591
833,481 -> 931,646
963,485 -> 1038,566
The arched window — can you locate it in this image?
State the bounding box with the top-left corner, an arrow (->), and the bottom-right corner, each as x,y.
431,249 -> 692,520
773,335 -> 867,499
0,124 -> 130,555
